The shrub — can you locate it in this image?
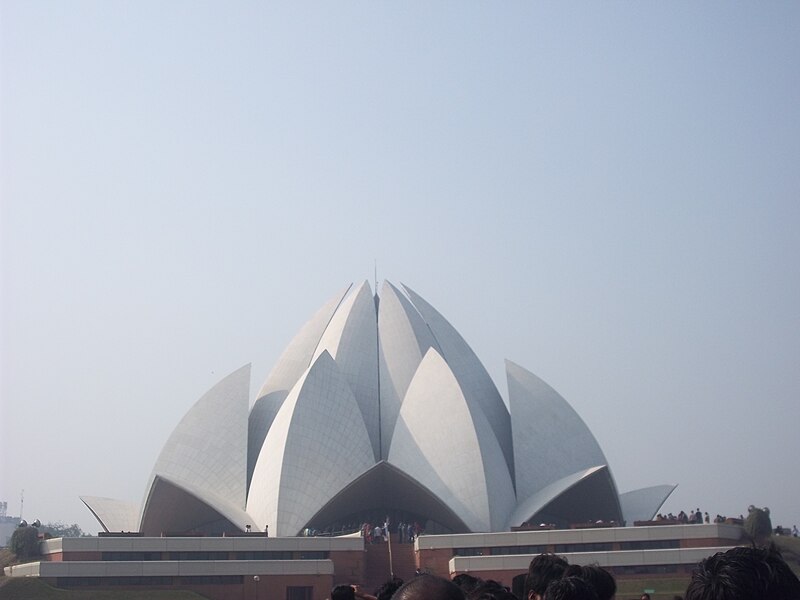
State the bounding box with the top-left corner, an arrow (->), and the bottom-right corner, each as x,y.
10,525 -> 40,559
744,506 -> 772,545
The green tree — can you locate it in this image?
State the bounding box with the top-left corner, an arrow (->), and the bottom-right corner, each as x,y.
744,505 -> 772,545
41,521 -> 86,538
10,526 -> 40,559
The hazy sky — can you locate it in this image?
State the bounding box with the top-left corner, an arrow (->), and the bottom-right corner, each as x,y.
2,2 -> 799,534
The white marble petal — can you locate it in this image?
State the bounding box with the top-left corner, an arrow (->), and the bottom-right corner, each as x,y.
311,281 -> 380,460
141,475 -> 256,535
507,465 -> 608,528
401,284 -> 514,479
377,281 -> 440,459
255,285 -> 351,399
247,351 -> 375,536
142,364 -> 250,528
506,359 -> 609,501
389,348 -> 515,532
80,496 -> 140,533
620,484 -> 678,523
248,285 -> 351,480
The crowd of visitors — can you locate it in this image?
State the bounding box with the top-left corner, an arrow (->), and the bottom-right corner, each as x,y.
775,524 -> 799,537
652,508 -> 745,525
328,544 -> 800,600
308,507 -> 769,540
301,519 -> 425,539
361,519 -> 423,544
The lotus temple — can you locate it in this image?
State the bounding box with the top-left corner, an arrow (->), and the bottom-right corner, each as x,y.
81,280 -> 673,536
6,281 -> 746,599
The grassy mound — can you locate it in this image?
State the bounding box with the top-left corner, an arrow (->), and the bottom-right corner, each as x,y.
616,576 -> 691,600
0,548 -> 17,571
0,576 -> 207,599
774,535 -> 800,575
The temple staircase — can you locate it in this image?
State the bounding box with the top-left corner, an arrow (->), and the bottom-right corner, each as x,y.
361,539 -> 417,594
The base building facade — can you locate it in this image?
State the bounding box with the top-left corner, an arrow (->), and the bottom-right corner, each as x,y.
5,523 -> 743,599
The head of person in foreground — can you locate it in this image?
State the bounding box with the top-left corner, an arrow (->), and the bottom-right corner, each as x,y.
393,574 -> 465,600
685,545 -> 800,600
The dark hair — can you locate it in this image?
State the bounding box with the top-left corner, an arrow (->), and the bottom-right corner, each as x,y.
561,565 -> 616,600
467,580 -> 517,600
525,554 -> 570,599
543,577 -> 598,600
453,574 -> 483,594
685,545 -> 800,600
375,577 -> 404,600
393,574 -> 465,600
512,573 -> 527,599
332,584 -> 356,600
562,565 -> 582,578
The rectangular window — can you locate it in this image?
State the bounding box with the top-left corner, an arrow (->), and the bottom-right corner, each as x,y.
235,550 -> 294,560
554,542 -> 613,553
298,551 -> 329,559
169,551 -> 229,560
619,539 -> 680,550
179,575 -> 244,585
489,545 -> 547,556
102,551 -> 162,561
453,547 -> 483,556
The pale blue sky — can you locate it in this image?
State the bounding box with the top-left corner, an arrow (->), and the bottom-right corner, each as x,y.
2,2 -> 799,533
